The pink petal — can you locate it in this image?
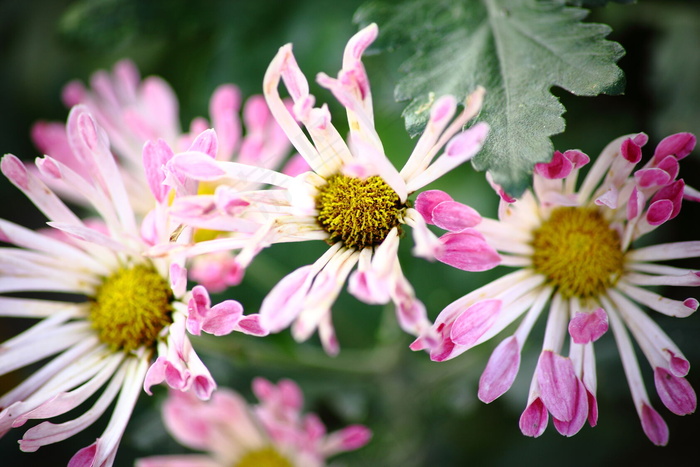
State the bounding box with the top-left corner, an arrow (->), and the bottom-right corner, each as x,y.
568,308 -> 608,344
188,129 -> 218,158
1,154 -> 29,190
432,200 -> 482,232
640,403 -> 669,446
235,314 -> 268,336
450,299 -> 501,347
552,379 -> 588,436
665,349 -> 690,377
536,351 -> 578,422
478,336 -> 520,403
651,179 -> 684,220
634,168 -> 672,189
68,442 -> 97,467
202,300 -> 244,336
143,139 -> 175,202
259,265 -> 313,332
653,132 -> 696,163
169,152 -> 226,181
519,398 -> 548,437
435,230 -> 500,271
414,190 -> 453,225
653,367 -> 697,415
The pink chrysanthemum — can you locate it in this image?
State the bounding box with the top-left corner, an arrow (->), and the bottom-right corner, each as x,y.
31,59 -> 302,292
161,23 -> 498,354
136,378 -> 371,467
0,106 -> 265,466
412,132 -> 699,445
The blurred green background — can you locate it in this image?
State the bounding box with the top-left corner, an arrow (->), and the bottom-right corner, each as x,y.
1,0 -> 699,466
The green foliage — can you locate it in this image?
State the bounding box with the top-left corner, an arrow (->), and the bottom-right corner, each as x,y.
356,0 -> 625,196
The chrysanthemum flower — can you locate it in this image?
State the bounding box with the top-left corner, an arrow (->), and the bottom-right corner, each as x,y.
31,59 -> 301,292
0,106 -> 264,466
161,23 -> 498,354
136,378 -> 371,467
412,132 -> 699,444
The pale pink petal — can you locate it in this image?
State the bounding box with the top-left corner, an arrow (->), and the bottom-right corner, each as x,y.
431,200 -> 482,232
235,314 -> 268,336
536,351 -> 578,422
653,367 -> 697,415
568,308 -> 608,344
323,425 -> 372,455
259,265 -> 314,332
478,336 -> 521,403
142,139 -> 175,203
435,230 -> 500,271
450,299 -> 501,347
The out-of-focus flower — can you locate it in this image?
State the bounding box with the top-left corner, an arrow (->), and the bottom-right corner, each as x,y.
31,59 -> 302,292
412,133 -> 698,444
136,378 -> 371,467
0,106 -> 264,466
161,23 -> 498,354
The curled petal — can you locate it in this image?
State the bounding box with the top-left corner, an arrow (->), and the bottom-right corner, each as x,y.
640,403 -> 669,446
414,190 -> 453,225
568,308 -> 608,344
536,351 -> 578,422
519,398 -> 548,438
653,132 -> 696,163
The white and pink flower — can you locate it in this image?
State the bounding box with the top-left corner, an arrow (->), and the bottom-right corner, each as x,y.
162,23 -> 498,354
0,106 -> 264,466
412,132 -> 698,444
136,378 -> 371,467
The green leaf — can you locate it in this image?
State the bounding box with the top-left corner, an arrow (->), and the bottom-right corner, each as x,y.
355,0 -> 625,197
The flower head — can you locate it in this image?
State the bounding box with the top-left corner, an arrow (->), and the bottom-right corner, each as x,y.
0,106 -> 264,465
136,378 -> 371,467
32,59 -> 300,292
164,23 -> 498,354
412,132 -> 698,444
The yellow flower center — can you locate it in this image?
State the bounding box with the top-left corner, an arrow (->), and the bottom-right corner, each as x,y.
531,206 -> 624,298
233,446 -> 293,467
316,174 -> 407,250
90,263 -> 174,352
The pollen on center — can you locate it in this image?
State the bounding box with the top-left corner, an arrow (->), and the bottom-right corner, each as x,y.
531,206 -> 625,299
315,174 -> 407,250
90,263 -> 174,353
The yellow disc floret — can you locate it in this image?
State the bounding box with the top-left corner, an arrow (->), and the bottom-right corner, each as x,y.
316,174 -> 406,250
90,263 -> 174,353
531,206 -> 625,298
234,446 -> 294,467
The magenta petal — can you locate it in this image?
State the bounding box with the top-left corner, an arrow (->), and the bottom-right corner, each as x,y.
651,179 -> 684,220
435,230 -> 500,271
432,200 -> 482,232
640,403 -> 669,446
450,299 -> 501,348
646,199 -> 673,226
653,132 -> 696,162
666,349 -> 690,377
587,389 -> 598,427
552,379 -> 588,436
519,398 -> 548,438
478,336 -> 520,403
568,308 -> 608,344
654,367 -> 697,415
621,137 -> 643,163
536,351 -> 578,422
414,190 -> 453,224
535,151 -> 572,179
333,425 -> 372,450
